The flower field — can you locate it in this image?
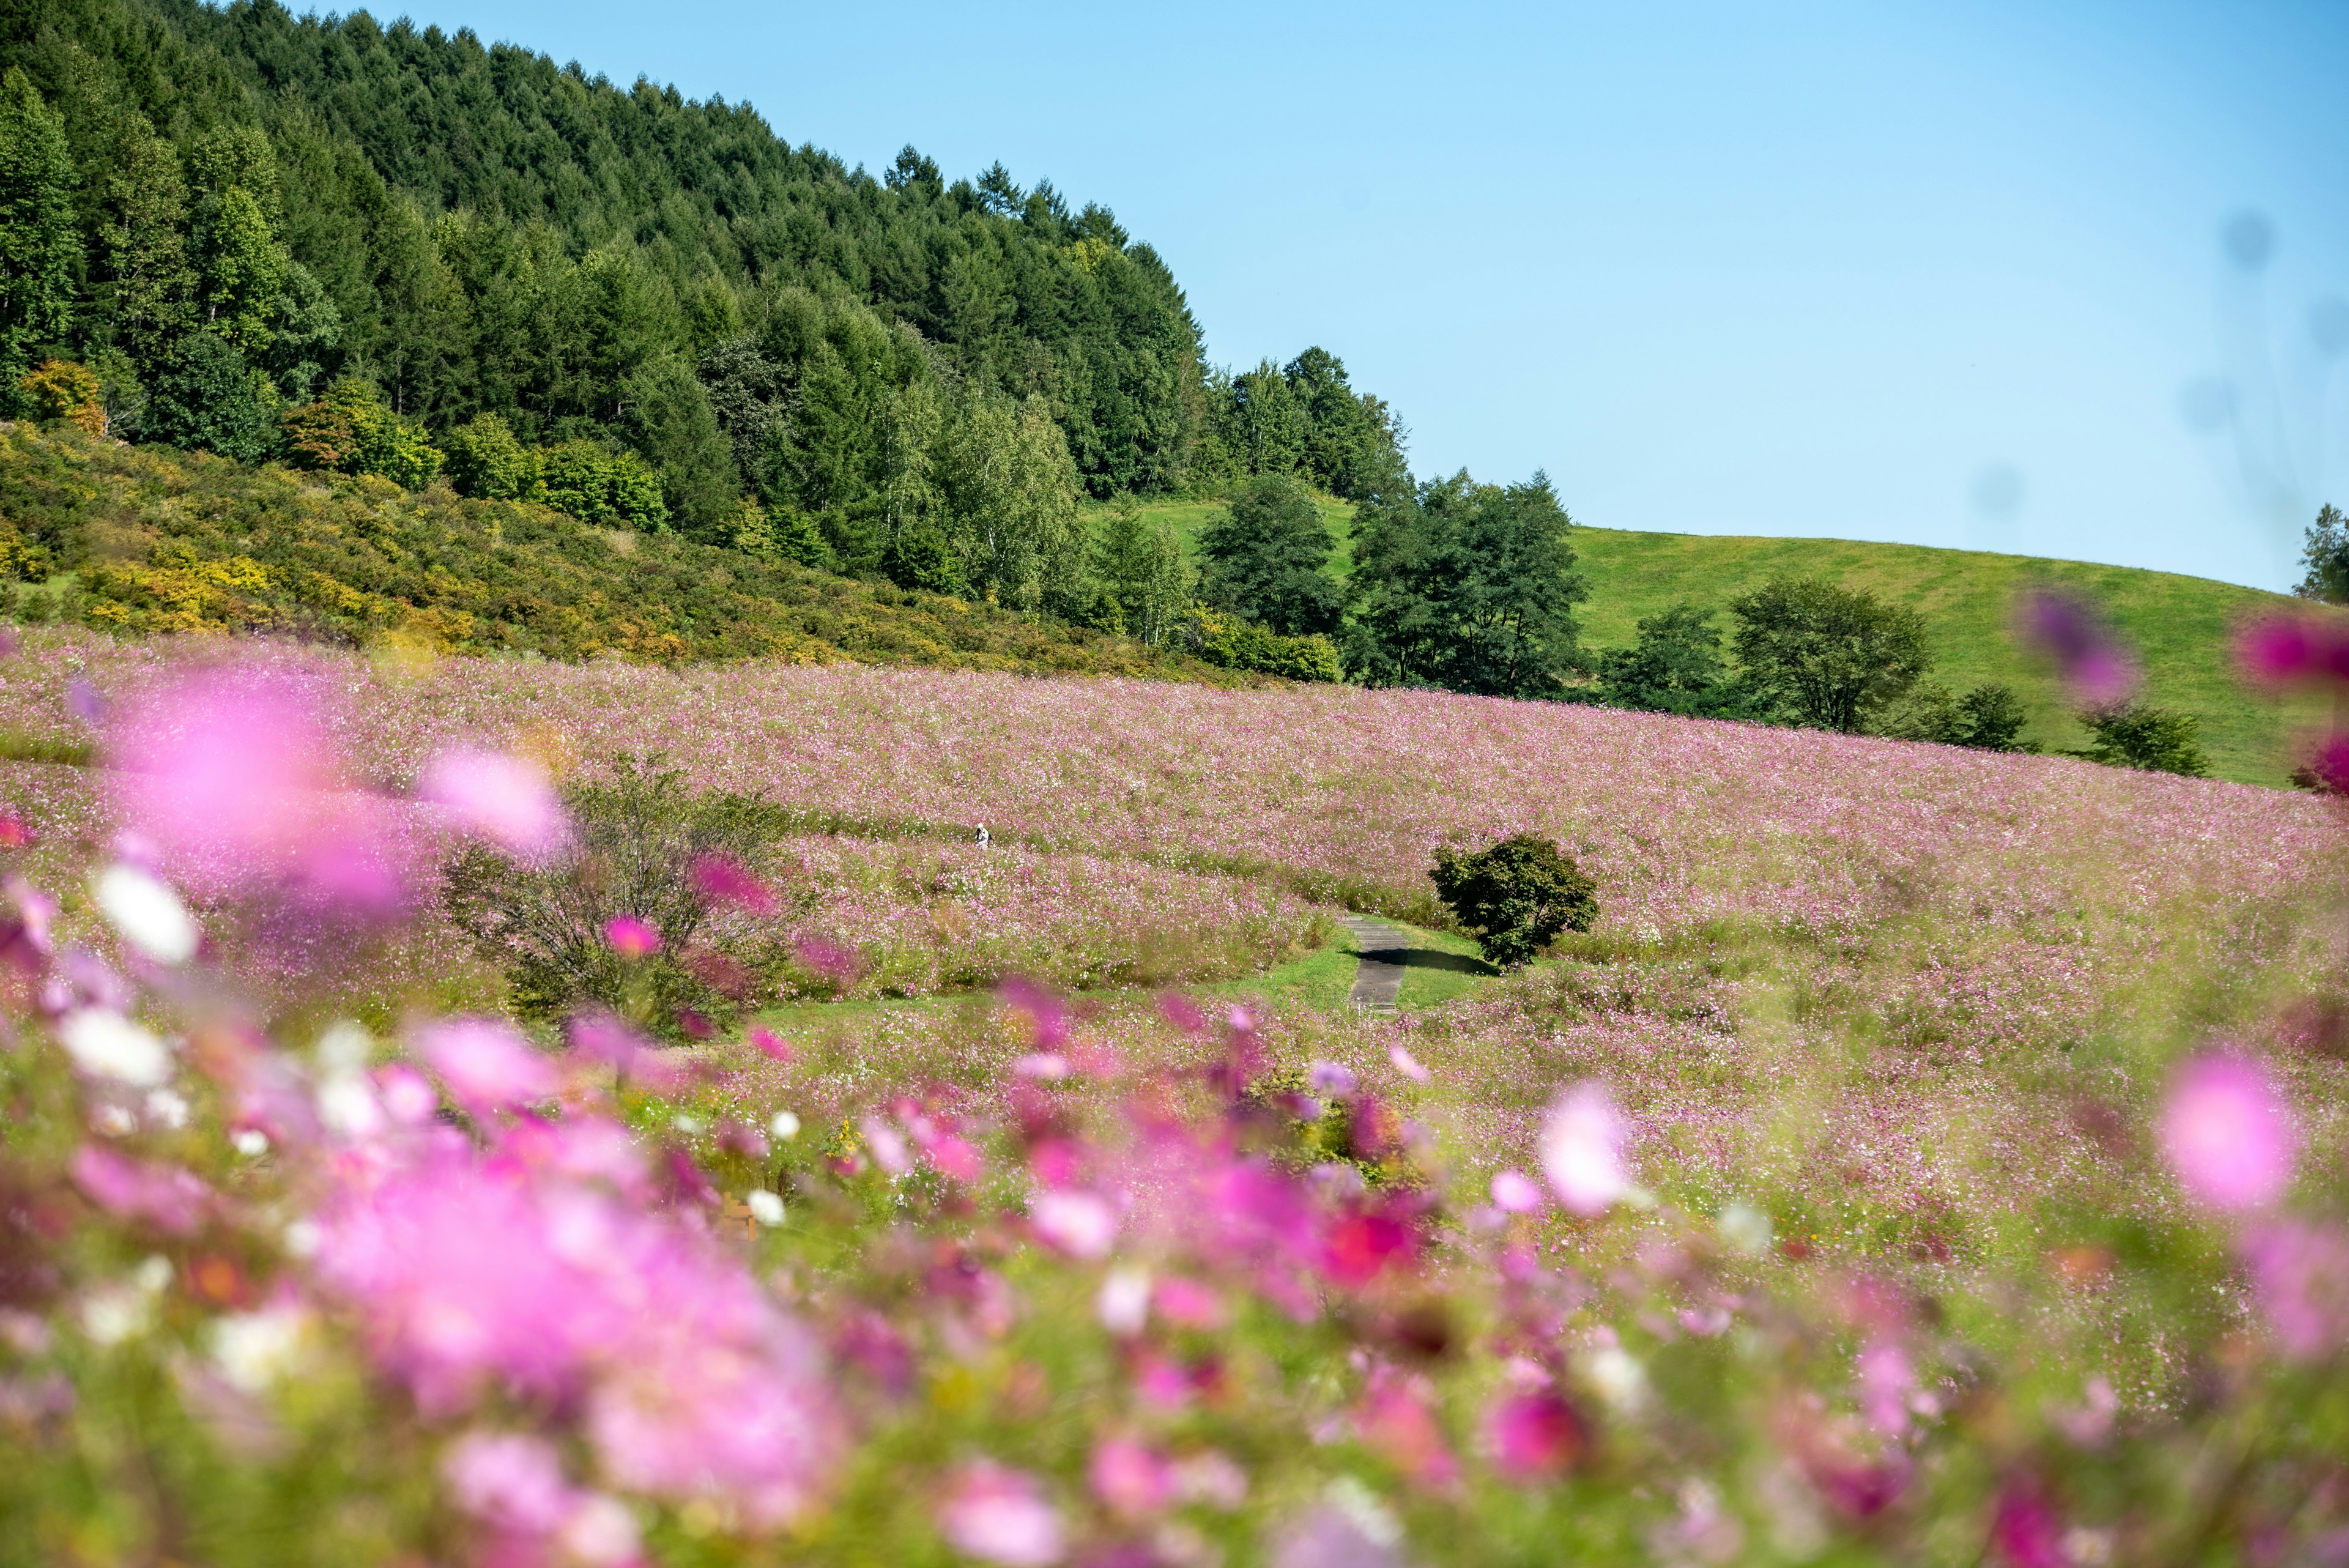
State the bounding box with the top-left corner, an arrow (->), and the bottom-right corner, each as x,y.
3,626 -> 2349,1566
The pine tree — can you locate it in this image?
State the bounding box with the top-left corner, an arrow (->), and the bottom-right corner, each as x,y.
0,69 -> 82,400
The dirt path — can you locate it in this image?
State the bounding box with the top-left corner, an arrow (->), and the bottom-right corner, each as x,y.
1338,915 -> 1409,1014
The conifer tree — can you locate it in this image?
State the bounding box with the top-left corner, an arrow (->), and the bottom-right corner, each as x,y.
0,69 -> 81,401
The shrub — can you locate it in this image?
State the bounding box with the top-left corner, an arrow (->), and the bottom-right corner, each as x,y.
1181,604 -> 1341,682
441,411 -> 539,500
143,333 -> 281,463
280,381 -> 442,489
18,358 -> 105,436
2080,701 -> 2210,776
540,440 -> 669,531
1728,576 -> 1931,732
1429,832 -> 1598,967
1879,680 -> 2035,751
440,757 -> 789,1033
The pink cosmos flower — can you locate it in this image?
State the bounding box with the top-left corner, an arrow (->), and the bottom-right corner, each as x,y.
1540,1080 -> 1630,1216
1354,1369 -> 1459,1489
2303,732 -> 2349,795
1321,1210 -> 1414,1288
1308,1060 -> 1358,1097
1489,1170 -> 1544,1213
1031,1190 -> 1117,1259
1389,1044 -> 1431,1083
1272,1505 -> 1406,1568
2015,590 -> 2138,706
2242,1221 -> 2349,1359
443,1430 -> 576,1534
747,1027 -> 795,1064
414,1018 -> 559,1115
858,1116 -> 913,1176
1152,1276 -> 1226,1329
688,852 -> 776,915
2236,615 -> 2327,686
2159,1055 -> 2298,1212
420,748 -> 569,864
601,916 -> 661,959
1088,1436 -> 1172,1519
997,977 -> 1070,1051
1855,1340 -> 1915,1436
938,1463 -> 1065,1567
69,1146 -> 210,1235
1484,1389 -> 1584,1482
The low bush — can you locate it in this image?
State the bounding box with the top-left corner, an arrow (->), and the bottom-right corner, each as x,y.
1430,832 -> 1598,967
2080,701 -> 2210,776
440,756 -> 792,1033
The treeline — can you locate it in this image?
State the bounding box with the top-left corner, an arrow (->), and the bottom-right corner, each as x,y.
0,0 -> 1400,590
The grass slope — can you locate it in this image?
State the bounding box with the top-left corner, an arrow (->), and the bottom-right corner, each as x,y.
0,425 -> 1257,684
1117,495 -> 2310,786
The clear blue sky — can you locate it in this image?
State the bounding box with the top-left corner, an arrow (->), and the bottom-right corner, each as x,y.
390,0 -> 2348,591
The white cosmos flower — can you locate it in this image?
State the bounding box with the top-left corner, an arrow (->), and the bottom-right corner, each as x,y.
1539,1080 -> 1629,1216
746,1190 -> 786,1226
59,1009 -> 173,1087
93,864 -> 198,965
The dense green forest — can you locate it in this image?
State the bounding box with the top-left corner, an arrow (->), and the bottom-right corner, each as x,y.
0,0 -> 1403,597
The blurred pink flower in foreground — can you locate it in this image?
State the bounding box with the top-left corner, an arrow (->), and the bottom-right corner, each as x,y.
601,916 -> 661,959
688,852 -> 776,915
69,1146 -> 209,1235
109,667 -> 406,911
2235,611 -> 2349,688
1490,1170 -> 1543,1213
415,1018 -> 558,1115
938,1462 -> 1065,1566
1088,1435 -> 1171,1518
1989,1477 -> 2067,1568
2015,590 -> 2137,707
2241,1221 -> 2349,1359
792,934 -> 863,986
1485,1389 -> 1584,1482
1031,1190 -> 1117,1259
2159,1055 -> 2298,1212
998,976 -> 1069,1051
1389,1044 -> 1431,1083
420,748 -> 568,864
1540,1081 -> 1630,1216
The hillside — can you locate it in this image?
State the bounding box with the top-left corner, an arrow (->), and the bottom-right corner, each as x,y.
0,422 -> 1256,681
1122,495 -> 2308,785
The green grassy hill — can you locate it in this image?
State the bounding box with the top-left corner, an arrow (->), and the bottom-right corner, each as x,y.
1117,496 -> 2313,786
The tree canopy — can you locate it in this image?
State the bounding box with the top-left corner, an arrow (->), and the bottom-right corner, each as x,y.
1726,576 -> 1931,733
1197,472 -> 1343,637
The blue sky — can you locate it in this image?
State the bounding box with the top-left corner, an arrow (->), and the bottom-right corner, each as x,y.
391,0 -> 2349,590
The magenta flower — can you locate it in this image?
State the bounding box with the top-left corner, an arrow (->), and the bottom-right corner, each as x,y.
748,1027 -> 795,1063
419,748 -> 569,864
2015,590 -> 2138,706
938,1462 -> 1065,1567
2242,1221 -> 2349,1359
1320,1209 -> 1414,1288
69,1145 -> 210,1235
1088,1436 -> 1172,1519
414,1017 -> 558,1115
1484,1389 -> 1584,1482
1855,1340 -> 1916,1436
2236,614 -> 2325,686
688,852 -> 776,915
1354,1369 -> 1460,1489
1989,1478 -> 2067,1568
2159,1054 -> 2298,1212
1540,1080 -> 1630,1216
601,916 -> 662,959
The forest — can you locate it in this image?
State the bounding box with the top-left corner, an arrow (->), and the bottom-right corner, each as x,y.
0,0 -> 1403,596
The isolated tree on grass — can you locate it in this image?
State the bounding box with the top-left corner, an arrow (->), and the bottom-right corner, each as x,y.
1592,603 -> 1764,718
1431,833 -> 1598,968
1198,472 -> 1342,636
1728,577 -> 1931,732
1346,469 -> 1589,697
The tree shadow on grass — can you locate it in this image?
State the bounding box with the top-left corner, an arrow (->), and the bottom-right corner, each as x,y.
1359,946 -> 1498,978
